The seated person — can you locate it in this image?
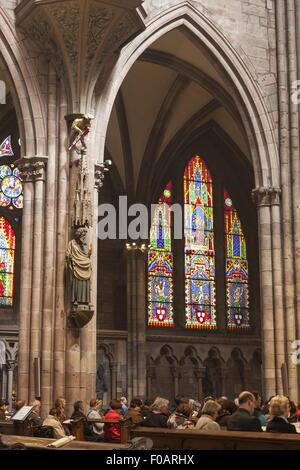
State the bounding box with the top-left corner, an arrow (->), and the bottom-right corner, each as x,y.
70,400 -> 97,441
87,398 -> 104,437
141,397 -> 169,428
227,391 -> 262,432
124,398 -> 144,425
43,408 -> 66,439
216,399 -> 237,427
167,402 -> 194,429
266,395 -> 297,433
28,399 -> 42,428
104,399 -> 123,442
120,397 -> 128,415
141,398 -> 154,418
252,391 -> 266,427
0,399 -> 9,420
54,397 -> 67,423
195,400 -> 221,431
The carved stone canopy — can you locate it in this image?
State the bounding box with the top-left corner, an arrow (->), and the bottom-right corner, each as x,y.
16,0 -> 145,111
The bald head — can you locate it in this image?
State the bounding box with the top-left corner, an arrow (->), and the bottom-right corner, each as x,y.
238,391 -> 255,414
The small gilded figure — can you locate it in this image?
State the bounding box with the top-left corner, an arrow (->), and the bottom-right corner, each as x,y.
69,113 -> 94,153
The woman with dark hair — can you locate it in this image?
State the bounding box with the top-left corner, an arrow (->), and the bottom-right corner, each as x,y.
71,400 -> 94,440
216,400 -> 237,427
167,403 -> 194,429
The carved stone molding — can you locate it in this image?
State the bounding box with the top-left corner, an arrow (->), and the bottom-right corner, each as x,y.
16,0 -> 145,109
252,186 -> 281,207
16,156 -> 48,182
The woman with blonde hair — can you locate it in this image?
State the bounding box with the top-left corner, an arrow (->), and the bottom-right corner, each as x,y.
266,395 -> 296,433
141,396 -> 169,428
195,400 -> 221,431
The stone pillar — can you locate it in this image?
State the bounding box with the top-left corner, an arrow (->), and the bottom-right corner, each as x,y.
110,362 -> 118,400
41,64 -> 58,411
253,187 -> 283,397
1,365 -> 7,400
146,367 -> 154,398
17,157 -> 47,403
171,367 -> 180,397
53,81 -> 68,401
6,360 -> 17,411
126,244 -> 147,400
194,368 -> 205,402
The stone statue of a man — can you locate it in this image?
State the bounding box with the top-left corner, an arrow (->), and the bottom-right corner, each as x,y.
66,227 -> 92,307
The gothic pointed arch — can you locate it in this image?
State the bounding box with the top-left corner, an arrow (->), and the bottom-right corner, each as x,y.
95,1 -> 279,189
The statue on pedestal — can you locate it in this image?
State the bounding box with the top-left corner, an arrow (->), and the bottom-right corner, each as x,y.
66,227 -> 94,327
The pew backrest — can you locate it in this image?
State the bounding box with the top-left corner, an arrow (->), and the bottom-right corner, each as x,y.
131,427 -> 300,450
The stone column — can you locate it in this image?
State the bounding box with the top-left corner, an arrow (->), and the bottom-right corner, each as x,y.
6,360 -> 17,411
171,367 -> 180,397
17,157 -> 47,403
252,187 -> 278,398
1,365 -> 7,400
29,167 -> 46,401
110,362 -> 118,400
194,368 -> 205,402
126,244 -> 147,400
41,64 -> 58,411
53,81 -> 68,400
146,367 -> 154,398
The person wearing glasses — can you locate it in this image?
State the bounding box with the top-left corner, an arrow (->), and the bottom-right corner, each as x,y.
227,391 -> 262,432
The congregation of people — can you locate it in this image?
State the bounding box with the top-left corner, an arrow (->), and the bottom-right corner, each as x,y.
1,391 -> 300,443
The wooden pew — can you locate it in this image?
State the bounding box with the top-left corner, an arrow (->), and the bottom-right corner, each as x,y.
1,434 -> 128,450
131,427 -> 300,450
70,417 -> 132,444
0,420 -> 14,435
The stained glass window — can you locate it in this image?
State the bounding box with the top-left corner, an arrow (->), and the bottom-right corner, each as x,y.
0,165 -> 23,209
0,217 -> 15,306
184,156 -> 216,329
224,190 -> 250,329
148,182 -> 174,327
0,136 -> 14,158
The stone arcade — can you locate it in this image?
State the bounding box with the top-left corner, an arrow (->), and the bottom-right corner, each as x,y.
0,0 -> 300,412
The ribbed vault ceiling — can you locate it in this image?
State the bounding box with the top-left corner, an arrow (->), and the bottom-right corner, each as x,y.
105,28 -> 250,196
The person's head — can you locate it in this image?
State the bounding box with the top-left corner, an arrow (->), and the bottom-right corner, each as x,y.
73,400 -> 84,413
120,397 -> 127,405
238,392 -> 255,414
143,398 -> 154,409
15,400 -> 26,411
32,400 -> 41,414
204,396 -> 214,403
289,400 -> 296,414
176,402 -> 192,418
130,398 -> 142,410
110,399 -> 122,411
90,398 -> 101,411
151,397 -> 169,414
269,395 -> 290,418
174,395 -> 189,406
54,397 -> 66,410
220,399 -> 237,415
201,400 -> 221,420
251,391 -> 262,409
49,407 -> 59,418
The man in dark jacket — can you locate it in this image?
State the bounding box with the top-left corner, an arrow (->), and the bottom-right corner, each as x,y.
227,391 -> 262,432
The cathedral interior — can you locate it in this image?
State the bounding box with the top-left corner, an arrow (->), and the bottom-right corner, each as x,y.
0,0 -> 300,414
